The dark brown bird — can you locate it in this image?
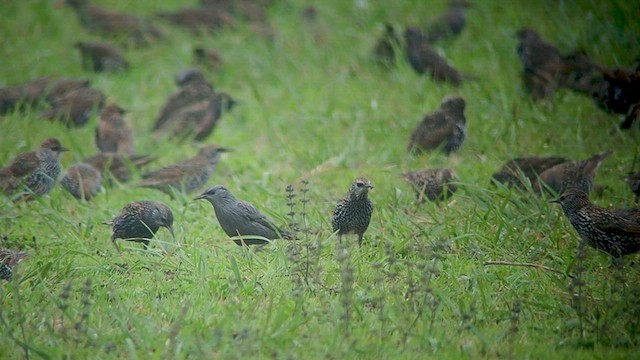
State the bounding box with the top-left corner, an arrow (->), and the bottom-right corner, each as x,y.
0,248 -> 29,280
372,23 -> 400,67
106,201 -> 175,252
83,153 -> 155,184
95,104 -> 135,155
0,77 -> 90,114
0,138 -> 69,199
536,150 -> 613,195
404,27 -> 464,86
163,92 -> 236,142
75,41 -> 129,72
403,168 -> 459,203
157,7 -> 234,34
408,95 -> 466,155
193,47 -> 223,69
516,28 -> 564,100
591,64 -> 640,129
138,145 -> 231,195
65,0 -> 163,47
60,162 -> 102,200
40,87 -> 105,127
557,50 -> 603,96
491,156 -> 570,189
423,0 -> 472,43
552,188 -> 640,258
332,177 -> 374,246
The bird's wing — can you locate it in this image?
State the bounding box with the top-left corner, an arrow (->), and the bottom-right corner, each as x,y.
594,211 -> 640,235
236,200 -> 284,233
8,152 -> 40,177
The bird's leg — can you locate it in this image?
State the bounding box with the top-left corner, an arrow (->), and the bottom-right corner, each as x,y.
358,234 -> 363,247
112,237 -> 121,253
338,234 -> 342,245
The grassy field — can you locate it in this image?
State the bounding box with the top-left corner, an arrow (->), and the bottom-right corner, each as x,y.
1,0 -> 640,358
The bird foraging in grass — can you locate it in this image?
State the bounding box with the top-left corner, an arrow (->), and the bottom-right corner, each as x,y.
332,177 -> 374,247
402,168 -> 458,203
60,162 -> 102,200
535,150 -> 612,195
106,200 -> 175,252
407,95 -> 466,155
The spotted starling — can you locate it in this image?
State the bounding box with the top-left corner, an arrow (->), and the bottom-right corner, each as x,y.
107,200 -> 175,251
332,177 -> 374,247
0,138 -> 68,199
95,104 -> 135,155
195,185 -> 292,245
40,87 -> 105,127
138,145 -> 231,194
83,153 -> 155,184
551,188 -> 640,258
516,28 -> 564,100
491,156 -> 570,189
423,0 -> 472,43
403,168 -> 459,203
60,163 -> 102,200
404,27 -> 464,86
372,23 -> 400,67
536,150 -> 613,195
0,248 -> 29,280
75,41 -> 129,72
408,95 -> 466,155
193,47 -> 223,69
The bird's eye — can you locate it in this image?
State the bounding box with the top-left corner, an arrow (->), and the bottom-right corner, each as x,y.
356,181 -> 365,188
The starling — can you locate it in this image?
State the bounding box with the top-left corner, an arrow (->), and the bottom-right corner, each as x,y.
193,47 -> 223,69
423,0 -> 472,43
536,150 -> 613,195
195,185 -> 292,245
95,103 -> 135,155
107,201 -> 175,251
0,248 -> 29,280
165,92 -> 236,142
332,177 -> 374,246
0,77 -> 90,114
591,64 -> 640,129
60,162 -> 102,200
372,23 -> 400,67
402,168 -> 459,203
83,153 -> 155,184
557,50 -> 603,96
491,156 -> 570,189
40,87 -> 105,127
138,145 -> 231,194
0,138 -> 69,199
407,95 -> 466,155
404,27 -> 464,86
551,188 -> 640,258
516,28 -> 564,100
157,7 -> 234,34
75,41 -> 129,73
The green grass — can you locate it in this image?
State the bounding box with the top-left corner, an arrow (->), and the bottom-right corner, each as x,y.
2,0 -> 640,358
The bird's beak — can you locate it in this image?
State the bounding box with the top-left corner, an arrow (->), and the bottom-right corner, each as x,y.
168,225 -> 175,239
549,198 -> 561,203
218,147 -> 234,153
367,185 -> 374,189
193,193 -> 206,201
60,146 -> 70,152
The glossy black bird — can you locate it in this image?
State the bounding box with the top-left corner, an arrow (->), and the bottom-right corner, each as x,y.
332,177 -> 374,247
408,95 -> 466,155
107,200 -> 175,252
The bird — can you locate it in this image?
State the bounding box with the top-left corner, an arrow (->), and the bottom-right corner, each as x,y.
623,172 -> 640,201
0,138 -> 69,200
163,92 -> 236,142
95,103 -> 135,155
423,0 -> 472,43
535,150 -> 613,195
138,145 -> 231,195
75,41 -> 129,72
332,177 -> 374,247
516,28 -> 564,100
40,87 -> 105,127
194,185 -> 292,245
107,201 -> 175,252
551,188 -> 640,258
157,6 -> 234,34
557,50 -> 603,96
590,63 -> 640,129
83,153 -> 156,184
491,156 -> 570,189
372,23 -> 400,67
0,248 -> 29,281
402,168 -> 459,203
193,47 -> 223,69
404,26 -> 464,86
60,163 -> 102,200
0,77 -> 90,114
407,95 -> 466,155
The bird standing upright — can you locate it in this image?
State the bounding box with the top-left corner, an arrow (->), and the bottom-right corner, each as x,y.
332,177 -> 374,247
95,103 -> 135,155
408,95 -> 466,155
107,201 -> 175,252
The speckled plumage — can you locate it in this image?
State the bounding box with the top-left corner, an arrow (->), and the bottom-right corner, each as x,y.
403,168 -> 459,202
491,156 -> 569,189
552,188 -> 640,257
536,150 -> 612,195
107,200 -> 174,251
60,163 -> 102,200
332,177 -> 374,246
408,95 -> 466,155
404,27 -> 464,86
95,104 -> 135,155
0,248 -> 29,280
76,41 -> 129,72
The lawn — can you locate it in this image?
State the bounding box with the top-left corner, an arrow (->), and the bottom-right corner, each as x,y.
1,0 -> 640,358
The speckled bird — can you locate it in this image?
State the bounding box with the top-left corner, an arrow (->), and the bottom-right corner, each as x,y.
76,41 -> 129,72
83,153 -> 155,184
403,168 -> 459,203
516,28 -> 564,100
95,103 -> 135,155
60,162 -> 102,200
0,248 -> 29,280
408,95 -> 466,155
536,150 -> 612,195
491,156 -> 569,189
107,201 -> 175,251
40,87 -> 105,127
423,0 -> 472,43
404,27 -> 464,86
332,177 -> 374,246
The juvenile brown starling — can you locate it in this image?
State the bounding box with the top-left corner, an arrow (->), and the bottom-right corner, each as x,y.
60,162 -> 102,200
0,138 -> 68,199
138,145 -> 231,194
423,0 -> 472,43
193,47 -> 223,69
407,95 -> 466,155
402,168 -> 459,203
165,92 -> 236,142
83,153 -> 155,184
40,87 -> 105,127
95,103 -> 135,155
0,248 -> 29,280
0,77 -> 90,113
491,156 -> 570,189
404,27 -> 464,86
551,188 -> 640,258
516,28 -> 564,100
75,41 -> 129,73
372,23 -> 400,67
157,7 -> 234,34
332,177 -> 374,247
107,201 -> 175,251
536,150 -> 613,195
195,185 -> 292,245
